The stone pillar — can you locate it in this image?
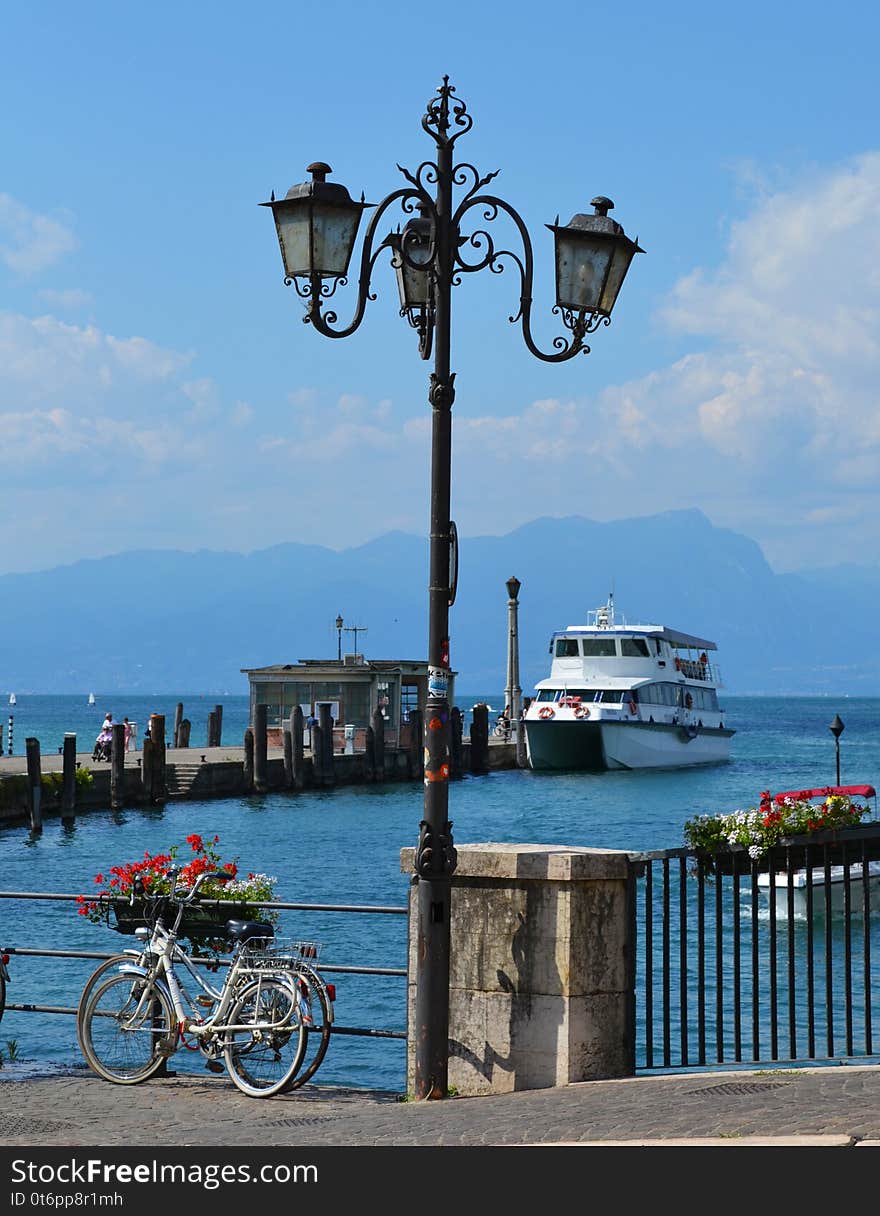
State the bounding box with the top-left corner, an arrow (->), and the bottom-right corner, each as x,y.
400,843 -> 636,1096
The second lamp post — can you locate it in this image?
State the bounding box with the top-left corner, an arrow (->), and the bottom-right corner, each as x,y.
263,77 -> 642,1100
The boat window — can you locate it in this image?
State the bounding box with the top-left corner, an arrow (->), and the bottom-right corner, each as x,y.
555,638 -> 581,658
536,689 -> 559,702
621,638 -> 650,658
639,684 -> 660,704
582,639 -> 616,657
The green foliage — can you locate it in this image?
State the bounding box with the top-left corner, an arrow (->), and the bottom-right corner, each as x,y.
74,766 -> 94,788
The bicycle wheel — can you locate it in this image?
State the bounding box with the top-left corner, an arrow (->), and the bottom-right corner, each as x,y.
280,963 -> 333,1091
78,973 -> 175,1084
76,953 -> 144,1024
223,976 -> 306,1098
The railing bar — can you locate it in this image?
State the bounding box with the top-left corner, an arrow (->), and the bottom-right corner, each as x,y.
843,840 -> 853,1056
805,844 -> 815,1058
0,892 -> 407,915
1,1005 -> 406,1039
715,865 -> 724,1063
697,861 -> 706,1067
679,855 -> 688,1067
786,846 -> 796,1058
864,842 -> 873,1056
750,862 -> 759,1060
732,855 -> 741,1062
2,949 -> 406,978
768,849 -> 778,1060
662,857 -> 671,1069
824,843 -> 834,1057
644,863 -> 653,1070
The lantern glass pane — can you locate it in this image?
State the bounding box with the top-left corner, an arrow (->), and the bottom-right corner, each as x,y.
275,207 -> 313,279
598,243 -> 637,316
555,232 -> 615,313
311,205 -> 361,277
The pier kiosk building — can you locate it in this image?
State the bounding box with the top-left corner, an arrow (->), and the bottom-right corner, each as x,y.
241,655 -> 454,751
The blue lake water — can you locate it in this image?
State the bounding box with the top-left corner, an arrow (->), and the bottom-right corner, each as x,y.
1,694 -> 878,1091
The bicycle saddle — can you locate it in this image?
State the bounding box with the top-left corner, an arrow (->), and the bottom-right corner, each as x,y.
225,919 -> 275,944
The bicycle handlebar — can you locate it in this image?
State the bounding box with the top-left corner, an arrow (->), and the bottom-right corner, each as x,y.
128,868 -> 233,907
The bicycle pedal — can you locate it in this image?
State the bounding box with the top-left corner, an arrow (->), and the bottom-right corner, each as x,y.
205,1060 -> 225,1074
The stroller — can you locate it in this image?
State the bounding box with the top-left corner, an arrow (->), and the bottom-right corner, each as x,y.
92,730 -> 112,762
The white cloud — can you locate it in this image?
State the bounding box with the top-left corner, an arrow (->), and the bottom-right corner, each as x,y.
0,194 -> 77,275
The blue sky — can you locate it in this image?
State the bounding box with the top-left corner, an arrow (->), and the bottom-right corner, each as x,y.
1,0 -> 879,574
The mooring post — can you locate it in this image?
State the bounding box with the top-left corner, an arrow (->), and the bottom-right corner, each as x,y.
207,710 -> 217,750
173,702 -> 183,749
214,704 -> 223,747
142,736 -> 154,802
61,732 -> 77,819
243,727 -> 254,792
150,714 -> 166,802
371,708 -> 385,781
254,703 -> 268,793
408,708 -> 424,780
449,706 -> 463,778
470,703 -> 489,774
365,724 -> 376,782
283,723 -> 293,789
110,722 -> 125,811
178,718 -> 191,748
291,707 -> 304,791
318,702 -> 335,787
25,736 -> 42,833
516,699 -> 529,768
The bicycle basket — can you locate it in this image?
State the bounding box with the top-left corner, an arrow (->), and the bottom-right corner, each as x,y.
243,940 -> 322,967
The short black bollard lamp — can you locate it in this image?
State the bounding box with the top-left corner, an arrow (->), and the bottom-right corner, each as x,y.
262,77 -> 642,1100
829,714 -> 845,785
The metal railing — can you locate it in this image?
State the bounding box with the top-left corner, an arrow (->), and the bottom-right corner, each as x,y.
629,823 -> 880,1072
0,889 -> 408,1058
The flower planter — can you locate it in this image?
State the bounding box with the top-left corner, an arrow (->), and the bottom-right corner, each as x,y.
110,898 -> 262,939
695,824 -> 880,877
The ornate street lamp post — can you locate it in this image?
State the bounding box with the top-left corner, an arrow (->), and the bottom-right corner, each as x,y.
829,714 -> 845,785
262,78 -> 642,1099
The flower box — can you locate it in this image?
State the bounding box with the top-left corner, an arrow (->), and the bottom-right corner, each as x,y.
109,897 -> 263,939
694,822 -> 880,876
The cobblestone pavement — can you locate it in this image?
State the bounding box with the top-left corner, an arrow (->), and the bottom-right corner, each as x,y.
3,1063 -> 880,1147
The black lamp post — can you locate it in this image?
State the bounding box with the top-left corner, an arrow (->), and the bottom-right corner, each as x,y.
335,615 -> 344,662
262,77 -> 641,1100
829,714 -> 845,786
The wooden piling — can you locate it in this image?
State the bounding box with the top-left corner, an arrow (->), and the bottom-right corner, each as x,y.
254,704 -> 268,793
214,704 -> 223,747
516,702 -> 529,768
243,728 -> 254,792
150,714 -> 166,802
110,722 -> 125,810
61,732 -> 77,819
318,703 -> 335,787
291,707 -> 304,790
311,723 -> 324,786
142,736 -> 154,803
449,707 -> 463,778
283,724 -> 293,789
25,736 -> 42,833
173,703 -> 184,749
365,725 -> 376,782
207,711 -> 217,750
178,719 -> 191,748
371,708 -> 385,780
470,703 -> 490,774
408,708 -> 424,780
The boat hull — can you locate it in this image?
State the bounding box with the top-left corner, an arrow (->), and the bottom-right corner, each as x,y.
757,863 -> 880,919
524,718 -> 733,772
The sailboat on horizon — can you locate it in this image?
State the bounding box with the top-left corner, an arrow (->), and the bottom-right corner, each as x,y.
8,693 -> 15,706
88,692 -> 96,706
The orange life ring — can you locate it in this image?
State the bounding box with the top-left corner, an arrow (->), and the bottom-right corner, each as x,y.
684,693 -> 693,709
538,706 -> 555,719
674,658 -> 681,671
574,705 -> 589,719
628,700 -> 638,715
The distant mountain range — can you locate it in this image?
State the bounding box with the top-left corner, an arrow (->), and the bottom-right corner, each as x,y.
0,509 -> 876,696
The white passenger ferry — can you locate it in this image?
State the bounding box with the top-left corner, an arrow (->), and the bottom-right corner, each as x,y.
522,596 -> 734,771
